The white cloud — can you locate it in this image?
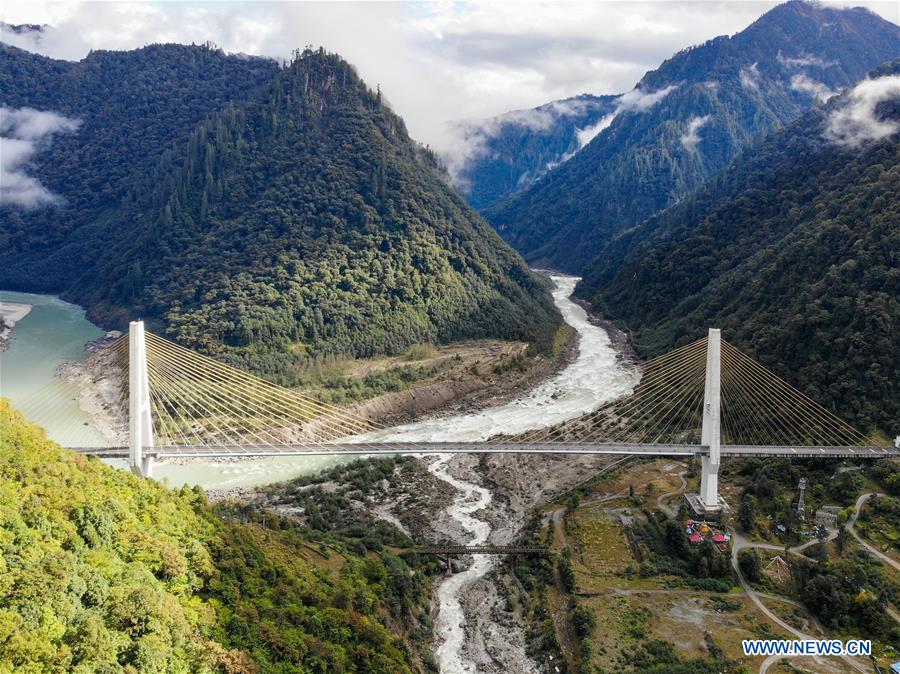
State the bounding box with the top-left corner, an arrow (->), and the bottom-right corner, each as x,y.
617,84 -> 680,112
740,62 -> 761,91
575,84 -> 679,147
824,75 -> 900,148
0,106 -> 80,208
777,51 -> 837,68
575,112 -> 618,148
790,73 -> 837,102
680,114 -> 711,151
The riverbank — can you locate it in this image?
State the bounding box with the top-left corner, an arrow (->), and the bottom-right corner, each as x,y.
62,326 -> 577,460
0,302 -> 32,351
58,331 -> 127,445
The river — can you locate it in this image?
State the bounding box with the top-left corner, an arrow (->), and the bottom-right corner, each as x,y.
0,291 -> 108,447
364,275 -> 640,673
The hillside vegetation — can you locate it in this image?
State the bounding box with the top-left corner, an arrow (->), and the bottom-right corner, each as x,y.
0,399 -> 429,673
485,1 -> 900,272
579,62 -> 900,433
0,46 -> 559,382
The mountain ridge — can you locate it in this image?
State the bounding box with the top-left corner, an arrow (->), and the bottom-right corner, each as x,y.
577,60 -> 900,433
483,0 -> 900,273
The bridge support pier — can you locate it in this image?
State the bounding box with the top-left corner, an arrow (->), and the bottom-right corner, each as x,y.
129,320 -> 154,478
698,328 -> 722,512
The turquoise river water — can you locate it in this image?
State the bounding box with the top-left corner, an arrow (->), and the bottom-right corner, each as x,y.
0,290 -> 348,488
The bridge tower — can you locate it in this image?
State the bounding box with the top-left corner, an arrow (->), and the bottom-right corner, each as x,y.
129,320 -> 154,478
698,328 -> 722,511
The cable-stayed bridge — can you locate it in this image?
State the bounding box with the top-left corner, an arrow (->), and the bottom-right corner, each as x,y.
49,321 -> 896,513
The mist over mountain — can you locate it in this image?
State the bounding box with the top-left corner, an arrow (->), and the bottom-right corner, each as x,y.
445,93 -> 619,209
578,61 -> 900,433
0,45 -> 559,378
483,0 -> 900,273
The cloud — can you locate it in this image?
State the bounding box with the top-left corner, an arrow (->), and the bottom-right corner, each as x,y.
776,51 -> 836,69
617,84 -> 680,112
0,106 -> 80,208
680,114 -> 711,151
790,73 -> 837,102
824,75 -> 900,148
740,62 -> 761,91
575,83 -> 679,147
575,112 -> 617,148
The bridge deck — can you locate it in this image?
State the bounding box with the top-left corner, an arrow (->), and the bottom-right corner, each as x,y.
402,546 -> 553,555
69,442 -> 897,459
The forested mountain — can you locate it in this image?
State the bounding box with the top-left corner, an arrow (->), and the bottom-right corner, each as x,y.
485,0 -> 900,273
0,41 -> 279,220
447,93 -> 619,209
0,399 -> 430,672
0,46 -> 559,380
578,61 -> 900,433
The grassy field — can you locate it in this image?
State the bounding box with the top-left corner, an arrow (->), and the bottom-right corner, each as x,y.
527,458 -> 879,674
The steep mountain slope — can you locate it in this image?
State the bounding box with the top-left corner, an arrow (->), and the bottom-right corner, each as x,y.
485,0 -> 900,273
0,42 -> 279,233
447,93 -> 619,209
0,47 -> 559,379
578,62 -> 900,433
0,398 -> 430,672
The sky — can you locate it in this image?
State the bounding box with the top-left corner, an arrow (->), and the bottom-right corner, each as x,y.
1,1 -> 898,152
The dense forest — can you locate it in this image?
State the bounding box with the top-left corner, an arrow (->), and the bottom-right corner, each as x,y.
484,0 -> 900,272
0,42 -> 278,245
0,46 -> 560,380
449,93 -> 619,209
0,399 -> 432,673
578,61 -> 900,434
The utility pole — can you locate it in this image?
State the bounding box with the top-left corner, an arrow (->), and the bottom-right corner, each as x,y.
129,320 -> 154,478
699,328 -> 721,510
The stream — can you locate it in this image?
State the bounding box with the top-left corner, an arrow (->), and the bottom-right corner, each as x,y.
366,275 -> 640,673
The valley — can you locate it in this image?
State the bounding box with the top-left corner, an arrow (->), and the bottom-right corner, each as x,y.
2,2 -> 899,673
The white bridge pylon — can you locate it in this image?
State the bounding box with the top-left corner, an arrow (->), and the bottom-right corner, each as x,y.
700,328 -> 722,510
128,320 -> 154,478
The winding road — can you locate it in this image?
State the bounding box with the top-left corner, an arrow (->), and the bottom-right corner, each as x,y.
733,492 -> 898,674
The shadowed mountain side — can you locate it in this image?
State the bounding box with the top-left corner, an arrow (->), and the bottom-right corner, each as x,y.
578,61 -> 900,433
484,0 -> 900,273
